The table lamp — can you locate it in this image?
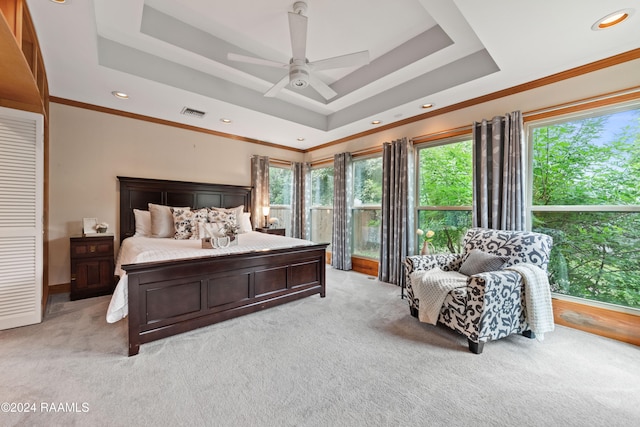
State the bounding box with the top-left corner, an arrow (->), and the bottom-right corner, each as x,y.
262,206 -> 270,228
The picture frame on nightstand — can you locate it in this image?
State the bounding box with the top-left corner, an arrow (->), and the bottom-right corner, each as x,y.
82,217 -> 97,235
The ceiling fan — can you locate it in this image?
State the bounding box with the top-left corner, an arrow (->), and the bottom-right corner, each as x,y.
227,1 -> 370,100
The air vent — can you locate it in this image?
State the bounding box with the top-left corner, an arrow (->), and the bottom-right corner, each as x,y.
180,107 -> 206,118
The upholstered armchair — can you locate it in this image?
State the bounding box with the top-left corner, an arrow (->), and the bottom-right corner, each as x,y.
404,227 -> 553,354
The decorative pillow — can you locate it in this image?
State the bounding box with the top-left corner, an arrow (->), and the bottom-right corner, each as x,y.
149,203 -> 190,238
240,212 -> 252,233
208,205 -> 243,218
172,208 -> 208,240
133,209 -> 151,237
459,249 -> 509,276
228,205 -> 245,222
206,207 -> 237,225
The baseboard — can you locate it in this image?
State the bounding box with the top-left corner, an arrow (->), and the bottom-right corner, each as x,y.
552,298 -> 640,346
49,283 -> 70,294
351,256 -> 379,277
324,253 -> 380,278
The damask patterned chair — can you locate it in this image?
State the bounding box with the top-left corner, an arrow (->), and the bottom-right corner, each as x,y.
404,227 -> 553,354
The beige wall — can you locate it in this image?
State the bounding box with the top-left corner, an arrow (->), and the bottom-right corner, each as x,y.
48,104 -> 303,286
48,58 -> 640,286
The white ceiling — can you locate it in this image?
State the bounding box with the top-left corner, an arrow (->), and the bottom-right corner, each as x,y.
27,0 -> 640,150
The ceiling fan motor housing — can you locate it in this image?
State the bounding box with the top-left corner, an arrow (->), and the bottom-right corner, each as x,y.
289,63 -> 310,89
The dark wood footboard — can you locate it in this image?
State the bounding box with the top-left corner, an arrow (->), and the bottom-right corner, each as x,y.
124,244 -> 328,356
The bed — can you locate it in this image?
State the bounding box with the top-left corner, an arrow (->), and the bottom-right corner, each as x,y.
110,176 -> 328,356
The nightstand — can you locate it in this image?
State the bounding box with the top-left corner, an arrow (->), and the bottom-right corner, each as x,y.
255,227 -> 286,236
69,234 -> 116,300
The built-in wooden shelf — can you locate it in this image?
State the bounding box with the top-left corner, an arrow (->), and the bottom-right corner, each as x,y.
0,0 -> 48,117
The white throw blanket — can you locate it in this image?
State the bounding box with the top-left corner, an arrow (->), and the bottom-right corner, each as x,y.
505,263 -> 555,340
410,268 -> 468,325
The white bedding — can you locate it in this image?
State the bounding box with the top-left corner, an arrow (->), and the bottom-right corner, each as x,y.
106,231 -> 317,323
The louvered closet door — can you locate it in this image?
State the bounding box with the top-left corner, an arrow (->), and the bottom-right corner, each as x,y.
0,107 -> 43,330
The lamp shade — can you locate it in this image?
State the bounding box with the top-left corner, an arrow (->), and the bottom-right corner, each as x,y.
262,206 -> 270,216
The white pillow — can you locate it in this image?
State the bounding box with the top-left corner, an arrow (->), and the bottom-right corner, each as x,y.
133,209 -> 151,237
240,212 -> 252,233
149,203 -> 190,238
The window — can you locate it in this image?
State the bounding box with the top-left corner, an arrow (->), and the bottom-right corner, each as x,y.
416,138 -> 473,254
309,166 -> 333,247
352,156 -> 382,258
269,165 -> 292,235
530,104 -> 640,310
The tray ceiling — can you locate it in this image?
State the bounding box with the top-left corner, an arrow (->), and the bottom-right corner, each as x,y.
27,0 -> 640,149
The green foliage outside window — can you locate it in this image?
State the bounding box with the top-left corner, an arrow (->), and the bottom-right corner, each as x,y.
418,141 -> 473,206
311,167 -> 334,206
532,108 -> 640,309
352,157 -> 382,258
269,166 -> 292,205
353,157 -> 382,205
310,167 -> 333,248
417,141 -> 473,253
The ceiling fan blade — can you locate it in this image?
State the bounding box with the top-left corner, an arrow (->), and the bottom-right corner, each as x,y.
264,74 -> 290,98
310,50 -> 370,71
309,75 -> 337,100
288,11 -> 307,60
227,53 -> 286,69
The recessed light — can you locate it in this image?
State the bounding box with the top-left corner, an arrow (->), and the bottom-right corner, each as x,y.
111,91 -> 129,99
220,118 -> 232,124
371,120 -> 382,125
592,9 -> 634,30
421,103 -> 434,109
49,0 -> 67,3
297,137 -> 305,142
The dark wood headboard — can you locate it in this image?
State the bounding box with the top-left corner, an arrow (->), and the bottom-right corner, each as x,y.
118,176 -> 252,243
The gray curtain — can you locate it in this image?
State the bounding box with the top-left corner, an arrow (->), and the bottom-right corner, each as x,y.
472,111 -> 525,230
379,138 -> 415,285
250,155 -> 270,229
291,162 -> 310,239
331,152 -> 353,270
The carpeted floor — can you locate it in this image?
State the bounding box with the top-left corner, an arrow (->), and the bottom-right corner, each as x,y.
1,268 -> 639,427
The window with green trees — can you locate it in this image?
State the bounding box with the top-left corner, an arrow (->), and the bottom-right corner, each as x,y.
310,166 -> 333,246
416,139 -> 473,254
269,165 -> 292,235
530,104 -> 640,309
352,156 -> 382,258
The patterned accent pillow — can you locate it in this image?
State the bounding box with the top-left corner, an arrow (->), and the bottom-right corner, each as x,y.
171,208 -> 209,240
458,249 -> 508,276
207,208 -> 238,235
208,206 -> 248,231
206,207 -> 235,224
